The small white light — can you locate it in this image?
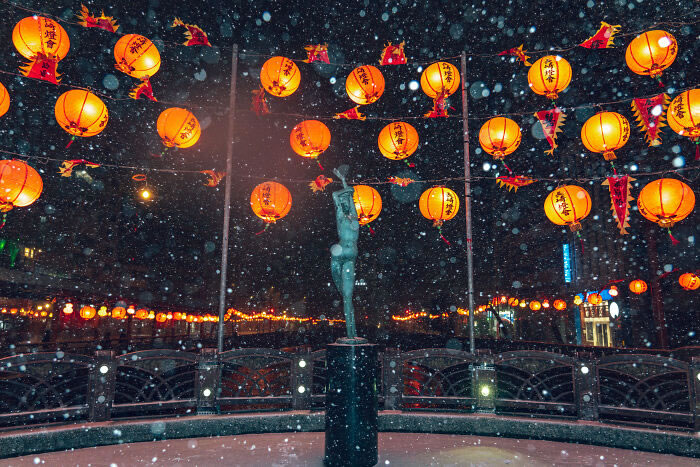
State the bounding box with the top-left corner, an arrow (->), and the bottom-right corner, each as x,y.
657,36 -> 671,48
651,104 -> 663,117
298,359 -> 307,368
408,80 -> 419,91
203,388 -> 212,397
480,385 -> 490,397
581,366 -> 589,374
99,365 -> 109,374
298,385 -> 306,394
697,372 -> 700,381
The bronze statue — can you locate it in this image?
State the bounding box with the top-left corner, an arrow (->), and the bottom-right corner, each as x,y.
331,168 -> 359,339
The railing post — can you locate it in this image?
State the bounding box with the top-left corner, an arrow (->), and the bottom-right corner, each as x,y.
292,349 -> 312,410
196,348 -> 220,415
472,352 -> 495,412
382,349 -> 403,410
574,353 -> 599,421
88,350 -> 116,422
691,357 -> 700,431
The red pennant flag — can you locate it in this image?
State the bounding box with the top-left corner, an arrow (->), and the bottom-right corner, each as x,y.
171,18 -> 212,46
379,41 -> 407,65
76,4 -> 119,33
200,170 -> 226,187
334,106 -> 366,120
20,53 -> 60,84
388,176 -> 414,187
498,44 -> 532,66
630,93 -> 669,146
303,44 -> 330,64
496,175 -> 537,192
58,159 -> 101,178
579,22 -> 621,49
534,108 -> 566,155
251,87 -> 270,116
309,175 -> 333,192
129,78 -> 157,101
424,95 -> 449,118
602,175 -> 635,234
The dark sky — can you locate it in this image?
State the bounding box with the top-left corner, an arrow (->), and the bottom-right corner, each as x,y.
0,0 -> 697,331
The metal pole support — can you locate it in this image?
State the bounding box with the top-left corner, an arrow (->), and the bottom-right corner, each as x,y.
574,353 -> 599,421
292,350 -> 312,410
382,349 -> 403,410
472,355 -> 496,412
196,348 -> 220,415
89,350 -> 116,422
691,357 -> 700,431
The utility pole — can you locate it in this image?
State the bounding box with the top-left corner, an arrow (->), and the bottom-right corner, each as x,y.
461,52 -> 476,353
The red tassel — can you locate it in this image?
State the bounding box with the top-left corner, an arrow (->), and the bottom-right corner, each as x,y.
439,228 -> 451,245
316,159 -> 324,171
657,78 -> 665,88
404,160 -> 415,168
668,229 -> 680,246
694,143 -> 699,162
501,160 -> 513,174
255,224 -> 270,236
367,225 -> 375,236
577,231 -> 585,255
0,213 -> 6,230
65,136 -> 75,148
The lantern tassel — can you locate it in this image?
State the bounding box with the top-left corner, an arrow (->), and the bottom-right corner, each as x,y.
501,160 -> 513,174
667,228 -> 680,246
438,226 -> 451,246
610,160 -> 617,176
404,159 -> 415,168
255,223 -> 271,236
657,77 -> 665,88
694,141 -> 699,161
0,213 -> 6,230
316,159 -> 324,171
576,231 -> 585,254
367,225 -> 375,236
65,135 -> 76,148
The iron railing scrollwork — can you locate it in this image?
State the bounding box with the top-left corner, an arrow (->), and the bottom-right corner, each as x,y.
0,348 -> 696,430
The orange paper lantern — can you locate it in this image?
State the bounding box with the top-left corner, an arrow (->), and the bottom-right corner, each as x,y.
420,62 -> 460,99
0,82 -> 9,118
544,185 -> 591,232
352,185 -> 382,226
111,307 -> 127,319
587,293 -> 603,305
0,160 -> 43,212
260,56 -> 300,97
157,108 -> 201,149
156,312 -> 167,323
581,112 -> 630,161
55,90 -> 109,139
478,117 -> 522,160
114,34 -> 161,79
678,273 -> 700,291
79,306 -> 96,320
553,299 -> 567,311
250,181 -> 292,223
625,30 -> 677,81
12,17 -> 70,83
377,122 -> 419,161
290,120 -> 331,164
529,301 -> 542,311
629,280 -> 648,294
346,65 -> 384,105
667,89 -> 700,149
135,309 -> 148,320
637,178 -> 695,230
527,55 -> 572,100
419,186 -> 459,227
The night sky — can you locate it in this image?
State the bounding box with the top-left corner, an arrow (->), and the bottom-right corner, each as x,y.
0,0 -> 697,341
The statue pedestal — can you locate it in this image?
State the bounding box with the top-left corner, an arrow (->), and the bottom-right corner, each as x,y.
324,339 -> 378,467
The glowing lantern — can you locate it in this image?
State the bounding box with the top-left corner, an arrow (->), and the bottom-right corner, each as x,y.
507,297 -> 518,306
573,295 -> 583,305
346,65 -> 385,105
112,307 -> 127,319
127,306 -> 135,315
260,56 -> 300,97
587,293 -> 603,305
186,315 -> 195,323
0,82 -> 9,118
420,62 -> 460,99
625,30 -> 677,83
156,313 -> 167,323
97,306 -> 108,317
147,311 -> 155,320
581,112 -> 630,161
114,34 -> 161,79
679,273 -> 700,291
542,299 -> 550,308
667,89 -> 700,158
352,185 -> 382,226
478,117 -> 522,160
527,55 -> 572,101
12,17 -> 70,84
609,286 -> 619,297
637,178 -> 694,243
629,280 -> 648,294
135,309 -> 148,320
174,312 -> 182,320
63,303 -> 74,315
289,120 -> 330,168
157,108 -> 201,149
529,301 -> 542,311
250,181 -> 292,225
544,185 -> 591,232
55,90 -> 108,145
80,306 -> 96,319
378,122 -> 419,162
419,186 -> 459,228
519,301 -> 527,308
0,160 -> 43,217
553,299 -> 567,311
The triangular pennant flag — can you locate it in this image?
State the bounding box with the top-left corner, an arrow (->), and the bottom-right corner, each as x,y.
602,175 -> 635,234
379,41 -> 407,65
171,18 -> 212,46
534,108 -> 566,155
496,175 -> 537,192
200,170 -> 226,187
630,93 -> 669,146
334,106 -> 366,120
309,175 -> 333,192
497,44 -> 532,66
20,53 -> 60,84
424,95 -> 449,118
303,44 -> 330,64
129,78 -> 157,101
579,22 -> 621,49
58,159 -> 101,178
251,87 -> 270,116
76,4 -> 119,32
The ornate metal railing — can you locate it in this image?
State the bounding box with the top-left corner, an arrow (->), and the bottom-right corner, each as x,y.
0,348 -> 697,430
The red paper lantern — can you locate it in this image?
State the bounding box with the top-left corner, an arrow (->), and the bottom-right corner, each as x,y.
678,273 -> 700,291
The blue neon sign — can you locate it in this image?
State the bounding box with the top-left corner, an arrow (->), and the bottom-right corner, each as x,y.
563,244 -> 572,283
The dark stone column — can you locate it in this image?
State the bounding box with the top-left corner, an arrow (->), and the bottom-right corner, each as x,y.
324,339 -> 378,467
